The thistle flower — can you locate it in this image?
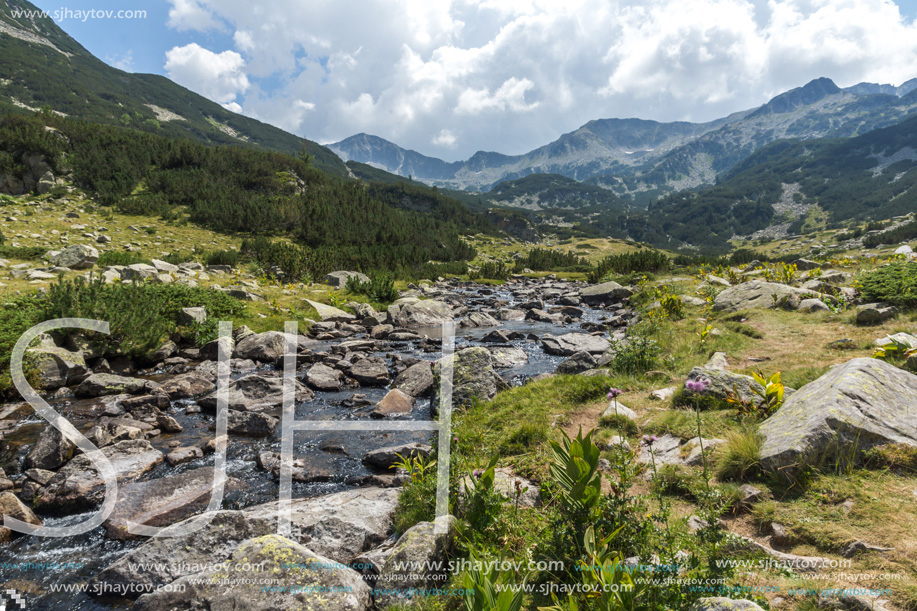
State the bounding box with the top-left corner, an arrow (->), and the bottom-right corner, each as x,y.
685,378 -> 710,393
607,387 -> 624,399
641,434 -> 658,446
473,469 -> 482,478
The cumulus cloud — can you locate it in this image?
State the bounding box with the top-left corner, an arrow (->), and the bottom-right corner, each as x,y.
165,43 -> 250,105
164,0 -> 917,160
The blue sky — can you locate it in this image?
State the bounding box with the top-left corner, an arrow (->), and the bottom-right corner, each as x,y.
29,0 -> 917,160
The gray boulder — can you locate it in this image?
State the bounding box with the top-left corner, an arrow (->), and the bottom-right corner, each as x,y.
324,270 -> 370,287
488,346 -> 529,369
798,298 -> 829,312
435,347 -> 499,406
233,331 -> 288,362
177,306 -> 206,326
683,367 -> 764,406
363,443 -> 432,471
121,263 -> 158,281
555,351 -> 597,374
393,362 -> 435,397
392,299 -> 453,327
27,344 -> 88,389
856,304 -> 898,325
132,535 -> 371,611
580,281 -> 633,305
541,332 -> 610,356
351,358 -> 391,386
372,388 -> 415,417
225,409 -> 279,437
157,372 -> 215,399
759,358 -> 917,474
24,425 -> 76,470
48,244 -> 98,270
305,298 -> 356,322
713,280 -> 830,312
376,516 -> 458,610
458,311 -> 500,328
198,374 -> 313,412
689,598 -> 765,611
76,374 -> 158,397
306,363 -> 344,391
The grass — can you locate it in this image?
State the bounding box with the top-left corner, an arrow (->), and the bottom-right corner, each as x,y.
715,427 -> 764,482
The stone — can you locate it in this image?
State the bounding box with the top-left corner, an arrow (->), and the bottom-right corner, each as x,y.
34,440 -> 164,513
650,387 -> 677,401
541,332 -> 610,356
150,259 -> 178,273
435,347 -> 499,406
132,535 -> 371,611
155,414 -> 183,433
177,306 -> 206,326
798,298 -> 829,312
47,244 -> 98,269
683,367 -> 765,406
76,373 -> 158,397
0,491 -> 42,534
488,346 -> 529,369
792,258 -> 821,271
363,443 -> 432,471
713,280 -> 831,312
26,344 -> 88,389
704,352 -> 729,370
305,363 -> 343,391
324,270 -> 370,287
150,340 -> 178,362
555,350 -> 597,374
458,311 -> 500,327
350,358 -> 391,386
579,281 -> 633,305
165,446 -> 204,466
874,332 -> 917,349
601,401 -> 637,421
305,298 -> 356,322
198,374 -> 313,412
225,409 -> 279,437
392,299 -> 453,327
689,597 -> 765,611
232,330 -> 289,362
104,467 -> 241,540
157,372 -> 215,399
376,516 -> 458,609
121,263 -> 159,281
856,304 -> 898,325
24,425 -> 77,471
393,361 -> 435,397
372,388 -> 415,417
759,358 -> 917,475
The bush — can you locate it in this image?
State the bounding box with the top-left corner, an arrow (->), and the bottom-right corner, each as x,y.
345,272 -> 399,304
715,428 -> 764,481
0,244 -> 46,260
608,336 -> 662,375
862,220 -> 917,248
203,249 -> 240,267
858,261 -> 917,308
0,296 -> 44,396
96,251 -> 151,267
589,250 -> 670,282
512,248 -> 590,273
471,261 -> 510,281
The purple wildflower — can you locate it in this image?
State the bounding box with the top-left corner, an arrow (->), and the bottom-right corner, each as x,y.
641,434 -> 658,447
607,387 -> 624,399
473,469 -> 482,478
685,378 -> 710,393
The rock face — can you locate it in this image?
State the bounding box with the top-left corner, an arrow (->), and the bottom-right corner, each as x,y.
27,344 -> 89,389
34,440 -> 164,513
541,332 -> 610,356
713,280 -> 828,312
392,299 -> 453,327
132,535 -> 372,611
104,467 -> 241,540
393,362 -> 435,397
435,347 -> 499,406
198,374 -> 313,412
376,516 -> 458,609
759,358 -> 917,474
48,244 -> 98,269
232,331 -> 289,362
76,374 -> 157,398
579,281 -> 633,305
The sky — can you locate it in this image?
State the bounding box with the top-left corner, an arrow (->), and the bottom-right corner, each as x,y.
30,0 -> 917,161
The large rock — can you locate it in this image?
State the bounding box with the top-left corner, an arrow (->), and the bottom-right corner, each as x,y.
580,281 -> 633,305
305,298 -> 356,322
305,363 -> 343,391
363,443 -> 432,471
176,306 -> 206,326
713,280 -> 829,312
233,331 -> 288,362
434,347 -> 499,406
683,367 -> 765,406
393,362 -> 435,397
132,535 -> 371,611
121,263 -> 158,281
555,351 -> 597,374
34,440 -> 164,513
76,373 -> 158,397
488,346 -> 529,369
376,516 -> 458,609
689,598 -> 765,611
24,425 -> 76,470
541,332 -> 610,356
392,299 -> 453,327
198,374 -> 313,412
226,409 -> 279,437
759,358 -> 917,474
856,304 -> 898,325
372,388 -> 415,417
104,467 -> 242,540
48,244 -> 98,269
157,371 -> 215,399
324,270 -> 370,287
350,358 -> 391,386
0,491 -> 42,540
27,344 -> 88,390
458,311 -> 500,328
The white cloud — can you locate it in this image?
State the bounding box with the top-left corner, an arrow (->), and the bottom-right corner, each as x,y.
432,129 -> 458,148
164,43 -> 250,104
107,50 -> 134,72
163,0 -> 917,160
222,101 -> 242,113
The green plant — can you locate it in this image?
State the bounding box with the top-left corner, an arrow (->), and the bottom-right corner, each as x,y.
873,338 -> 916,363
858,261 -> 917,308
462,550 -> 527,611
746,371 -> 786,417
203,249 -> 241,267
462,456 -> 506,532
392,451 -> 439,533
715,428 -> 764,481
608,336 -> 662,375
96,250 -> 151,267
345,272 -> 399,304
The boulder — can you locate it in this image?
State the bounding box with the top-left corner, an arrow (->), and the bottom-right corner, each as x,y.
488,346 -> 529,369
458,312 -> 500,328
34,440 -> 164,513
157,372 -> 215,399
350,358 -> 391,386
165,446 -> 204,466
324,270 -> 370,287
713,280 -> 830,312
225,409 -> 279,437
856,304 -> 898,325
792,258 -> 821,271
798,298 -> 829,312
132,535 -> 371,611
104,467 -> 241,540
197,374 -> 313,412
0,491 -> 42,540
555,350 -> 597,374
874,332 -> 917,349
601,401 -> 637,421
372,388 -> 415,417
305,363 -> 343,391
121,263 -> 158,281
393,299 -> 453,327
683,367 -> 764,406
689,598 -> 765,611
393,362 -> 435,397
48,244 -> 98,269
541,332 -> 610,356
233,331 -> 288,362
177,306 -> 206,326
27,344 -> 88,390
75,373 -> 158,397
434,347 -> 499,406
363,443 -> 432,471
759,358 -> 917,474
579,281 -> 633,305
376,516 -> 458,609
24,425 -> 77,470
305,298 -> 356,322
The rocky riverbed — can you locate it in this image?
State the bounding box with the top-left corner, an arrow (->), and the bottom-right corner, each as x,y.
0,274 -> 636,610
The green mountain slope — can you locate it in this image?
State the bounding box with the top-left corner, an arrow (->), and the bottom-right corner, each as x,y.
0,0 -> 346,175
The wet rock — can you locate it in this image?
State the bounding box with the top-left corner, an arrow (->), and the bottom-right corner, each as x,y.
198,374 -> 313,412
350,357 -> 391,386
555,350 -> 597,374
372,388 -> 415,417
155,413 -> 182,433
27,344 -> 88,390
199,335 -> 233,360
363,443 -> 432,471
34,440 -> 164,513
306,363 -> 343,391
370,323 -> 395,339
157,371 -> 215,399
104,467 -> 241,540
224,409 -> 279,437
541,332 -> 610,356
488,346 -> 529,369
435,347 -> 499,405
393,361 -> 435,397
76,373 -> 158,398
0,491 -> 42,540
24,425 -> 76,470
579,281 -> 633,305
132,534 -> 371,611
759,358 -> 917,475
458,311 -> 500,328
165,446 -> 203,467
232,330 -> 289,362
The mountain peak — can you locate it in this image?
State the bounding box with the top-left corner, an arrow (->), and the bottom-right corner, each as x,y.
752,77 -> 842,116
